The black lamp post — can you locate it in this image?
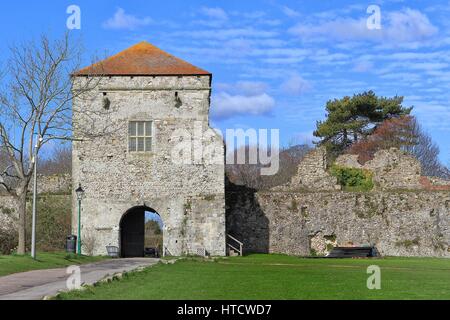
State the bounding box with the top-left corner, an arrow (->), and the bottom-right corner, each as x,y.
75,184 -> 85,255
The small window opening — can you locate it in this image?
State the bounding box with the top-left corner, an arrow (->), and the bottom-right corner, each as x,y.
128,121 -> 153,152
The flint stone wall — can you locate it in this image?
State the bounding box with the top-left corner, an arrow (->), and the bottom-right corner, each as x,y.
227,189 -> 449,257
289,148 -> 340,191
72,75 -> 226,256
0,194 -> 18,233
0,174 -> 71,236
227,147 -> 450,257
334,148 -> 450,191
28,174 -> 71,194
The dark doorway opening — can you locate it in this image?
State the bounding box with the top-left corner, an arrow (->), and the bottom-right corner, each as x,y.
120,206 -> 163,258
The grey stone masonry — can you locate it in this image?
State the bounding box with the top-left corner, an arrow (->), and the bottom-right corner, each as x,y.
290,147 -> 340,191
335,148 -> 450,190
72,75 -> 226,256
27,174 -> 71,194
227,147 -> 450,257
0,194 -> 18,235
363,148 -> 423,190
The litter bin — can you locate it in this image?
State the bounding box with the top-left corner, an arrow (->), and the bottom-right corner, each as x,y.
66,235 -> 77,254
106,246 -> 119,258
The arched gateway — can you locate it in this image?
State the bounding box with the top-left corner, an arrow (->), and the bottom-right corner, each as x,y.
120,206 -> 162,257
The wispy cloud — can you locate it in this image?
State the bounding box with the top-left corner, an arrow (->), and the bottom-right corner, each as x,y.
194,7 -> 230,27
211,93 -> 275,120
282,6 -> 301,18
352,60 -> 374,72
216,81 -> 269,96
211,81 -> 275,119
168,28 -> 278,40
200,7 -> 228,21
280,73 -> 312,95
103,8 -> 152,30
289,8 -> 438,44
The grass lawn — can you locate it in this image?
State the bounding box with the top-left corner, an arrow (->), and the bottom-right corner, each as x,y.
0,252 -> 108,277
57,254 -> 450,300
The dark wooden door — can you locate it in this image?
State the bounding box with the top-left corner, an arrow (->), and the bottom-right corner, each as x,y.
120,209 -> 145,257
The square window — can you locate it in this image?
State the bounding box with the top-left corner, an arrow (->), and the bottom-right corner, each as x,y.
129,121 -> 152,152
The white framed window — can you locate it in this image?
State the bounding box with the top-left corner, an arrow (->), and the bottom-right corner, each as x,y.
128,121 -> 152,152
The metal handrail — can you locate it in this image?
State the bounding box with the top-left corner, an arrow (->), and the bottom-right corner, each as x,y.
227,234 -> 243,256
227,234 -> 243,246
227,243 -> 240,253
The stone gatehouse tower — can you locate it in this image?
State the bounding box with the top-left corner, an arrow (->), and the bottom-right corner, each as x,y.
71,42 -> 226,256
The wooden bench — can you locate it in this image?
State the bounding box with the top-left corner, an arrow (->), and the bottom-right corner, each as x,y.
326,246 -> 379,258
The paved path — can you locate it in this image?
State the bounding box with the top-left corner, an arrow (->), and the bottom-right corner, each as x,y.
0,258 -> 159,300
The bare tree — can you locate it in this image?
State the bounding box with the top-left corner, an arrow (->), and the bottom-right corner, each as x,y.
226,144 -> 311,190
0,33 -> 99,254
38,144 -> 72,175
347,115 -> 449,179
0,146 -> 16,192
405,117 -> 449,179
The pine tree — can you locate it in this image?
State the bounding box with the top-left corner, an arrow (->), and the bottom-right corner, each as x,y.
314,91 -> 412,158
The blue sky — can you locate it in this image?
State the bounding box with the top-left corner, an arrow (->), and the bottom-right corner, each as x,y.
0,0 -> 449,164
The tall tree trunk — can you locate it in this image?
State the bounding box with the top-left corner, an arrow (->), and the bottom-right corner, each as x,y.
16,185 -> 28,255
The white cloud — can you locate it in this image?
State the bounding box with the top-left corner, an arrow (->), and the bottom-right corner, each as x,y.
280,74 -> 312,95
200,7 -> 228,21
282,6 -> 300,18
289,8 -> 438,44
211,92 -> 275,120
353,60 -> 374,72
170,28 -> 278,40
236,11 -> 266,19
413,102 -> 450,131
215,80 -> 269,95
103,8 -> 152,30
386,9 -> 438,42
195,7 -> 230,27
289,17 -> 368,41
212,81 -> 275,119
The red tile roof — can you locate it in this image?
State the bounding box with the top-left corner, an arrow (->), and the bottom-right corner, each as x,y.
74,41 -> 210,76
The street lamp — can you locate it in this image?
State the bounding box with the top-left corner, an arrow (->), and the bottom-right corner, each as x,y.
75,184 -> 85,255
31,135 -> 43,260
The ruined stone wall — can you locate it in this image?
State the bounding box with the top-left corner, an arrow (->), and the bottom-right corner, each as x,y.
289,148 -> 340,191
0,194 -> 18,234
303,147 -> 450,192
227,147 -> 450,258
363,149 -> 423,190
27,174 -> 71,194
335,148 -> 450,191
227,187 -> 450,257
0,175 -> 71,237
72,75 -> 226,256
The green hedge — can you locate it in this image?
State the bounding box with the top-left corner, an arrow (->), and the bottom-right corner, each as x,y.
330,165 -> 374,192
26,195 -> 72,252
